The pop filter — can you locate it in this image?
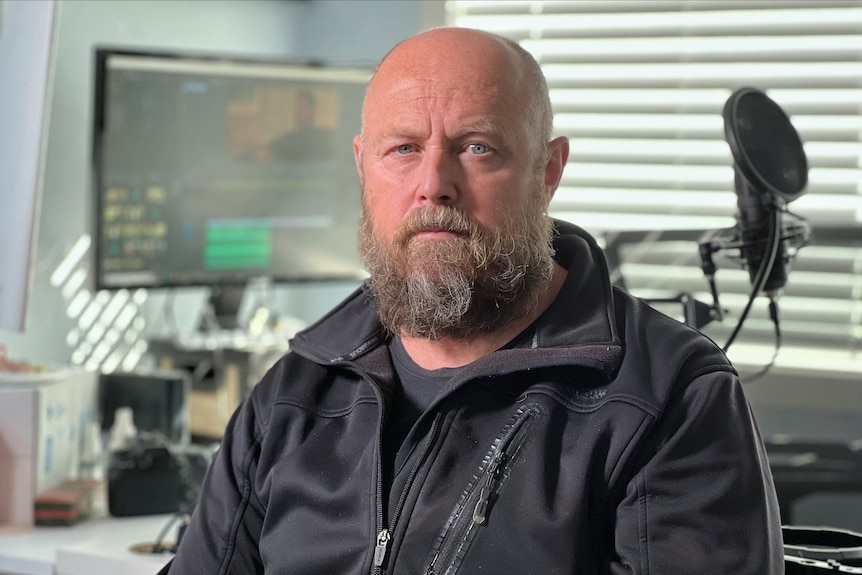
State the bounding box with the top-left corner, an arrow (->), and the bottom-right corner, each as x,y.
723,87 -> 807,203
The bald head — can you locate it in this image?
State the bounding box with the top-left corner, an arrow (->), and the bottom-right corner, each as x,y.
362,27 -> 553,154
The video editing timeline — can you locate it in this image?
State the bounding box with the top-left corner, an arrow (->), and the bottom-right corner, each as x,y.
99,177 -> 340,288
101,185 -> 169,283
94,52 -> 371,290
100,183 -> 280,279
205,225 -> 271,270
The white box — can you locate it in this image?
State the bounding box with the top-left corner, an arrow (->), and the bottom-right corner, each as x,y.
0,368 -> 99,527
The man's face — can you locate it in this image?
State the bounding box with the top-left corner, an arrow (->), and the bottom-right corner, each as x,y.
353,31 -> 557,339
355,51 -> 545,251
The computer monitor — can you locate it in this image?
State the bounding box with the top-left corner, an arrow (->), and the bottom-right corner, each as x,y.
91,49 -> 371,326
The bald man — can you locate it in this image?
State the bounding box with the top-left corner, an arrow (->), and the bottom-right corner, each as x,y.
162,28 -> 782,574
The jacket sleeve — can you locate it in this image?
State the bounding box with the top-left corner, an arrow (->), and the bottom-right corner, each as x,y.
158,389 -> 267,574
608,370 -> 784,574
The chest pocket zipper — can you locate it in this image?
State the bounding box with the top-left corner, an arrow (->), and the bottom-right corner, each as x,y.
425,404 -> 542,575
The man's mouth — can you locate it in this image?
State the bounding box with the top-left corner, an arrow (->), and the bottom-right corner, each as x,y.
412,228 -> 467,240
416,226 -> 468,236
420,226 -> 455,233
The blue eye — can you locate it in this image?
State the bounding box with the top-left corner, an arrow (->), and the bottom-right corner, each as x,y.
467,143 -> 490,155
396,144 -> 413,155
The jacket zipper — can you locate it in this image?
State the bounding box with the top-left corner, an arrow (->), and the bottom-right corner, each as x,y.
425,404 -> 540,575
371,412 -> 443,575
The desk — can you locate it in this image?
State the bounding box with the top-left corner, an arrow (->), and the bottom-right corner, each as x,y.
0,514 -> 173,575
148,332 -> 289,438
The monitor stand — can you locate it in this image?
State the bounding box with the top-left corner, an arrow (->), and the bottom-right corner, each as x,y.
202,285 -> 245,331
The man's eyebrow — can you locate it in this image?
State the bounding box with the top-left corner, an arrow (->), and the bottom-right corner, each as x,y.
456,121 -> 504,140
378,128 -> 421,141
374,121 -> 506,143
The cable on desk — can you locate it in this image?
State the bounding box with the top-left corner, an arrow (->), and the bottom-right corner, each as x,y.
151,512 -> 190,554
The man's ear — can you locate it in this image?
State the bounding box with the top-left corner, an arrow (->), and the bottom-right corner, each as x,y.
543,136 -> 570,201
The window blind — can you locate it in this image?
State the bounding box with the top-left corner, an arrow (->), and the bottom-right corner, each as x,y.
448,0 -> 862,375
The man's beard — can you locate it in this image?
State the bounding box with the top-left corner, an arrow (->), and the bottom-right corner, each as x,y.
358,187 -> 555,340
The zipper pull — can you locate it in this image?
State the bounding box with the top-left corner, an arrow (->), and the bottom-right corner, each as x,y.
472,487 -> 491,525
473,453 -> 505,525
373,528 -> 391,567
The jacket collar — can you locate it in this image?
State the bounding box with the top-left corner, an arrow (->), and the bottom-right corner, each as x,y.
289,220 -> 624,381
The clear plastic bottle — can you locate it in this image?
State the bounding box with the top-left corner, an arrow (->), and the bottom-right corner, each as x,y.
79,419 -> 108,516
79,420 -> 105,480
108,406 -> 137,453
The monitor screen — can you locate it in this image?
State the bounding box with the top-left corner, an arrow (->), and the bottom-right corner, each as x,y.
91,49 -> 371,296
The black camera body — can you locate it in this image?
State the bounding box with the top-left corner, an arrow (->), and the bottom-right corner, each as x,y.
108,433 -> 213,517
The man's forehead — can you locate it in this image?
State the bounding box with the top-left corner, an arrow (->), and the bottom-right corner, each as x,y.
364,97 -> 515,145
361,31 -> 535,143
365,74 -> 512,121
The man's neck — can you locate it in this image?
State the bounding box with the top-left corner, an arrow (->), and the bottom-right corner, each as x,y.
398,263 -> 568,370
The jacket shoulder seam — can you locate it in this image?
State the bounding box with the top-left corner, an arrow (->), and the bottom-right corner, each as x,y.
269,395 -> 379,418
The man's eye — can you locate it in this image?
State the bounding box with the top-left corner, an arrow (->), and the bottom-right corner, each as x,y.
467,143 -> 491,155
396,144 -> 413,155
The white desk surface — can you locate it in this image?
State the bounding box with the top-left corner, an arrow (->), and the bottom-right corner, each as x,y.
0,514 -> 173,575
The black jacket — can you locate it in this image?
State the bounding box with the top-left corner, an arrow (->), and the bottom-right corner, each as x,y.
163,221 -> 784,574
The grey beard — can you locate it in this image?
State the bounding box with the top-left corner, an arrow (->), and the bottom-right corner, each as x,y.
358,202 -> 555,340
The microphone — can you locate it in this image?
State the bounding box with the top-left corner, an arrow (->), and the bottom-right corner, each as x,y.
723,87 -> 808,296
733,169 -> 789,294
698,87 -> 810,353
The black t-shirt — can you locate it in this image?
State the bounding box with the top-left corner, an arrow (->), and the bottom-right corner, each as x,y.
383,336 -> 454,491
382,324 -> 539,497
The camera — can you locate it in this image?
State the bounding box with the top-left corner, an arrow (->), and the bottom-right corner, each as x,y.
108,432 -> 214,517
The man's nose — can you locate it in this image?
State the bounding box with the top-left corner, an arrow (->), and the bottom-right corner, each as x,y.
414,148 -> 460,206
